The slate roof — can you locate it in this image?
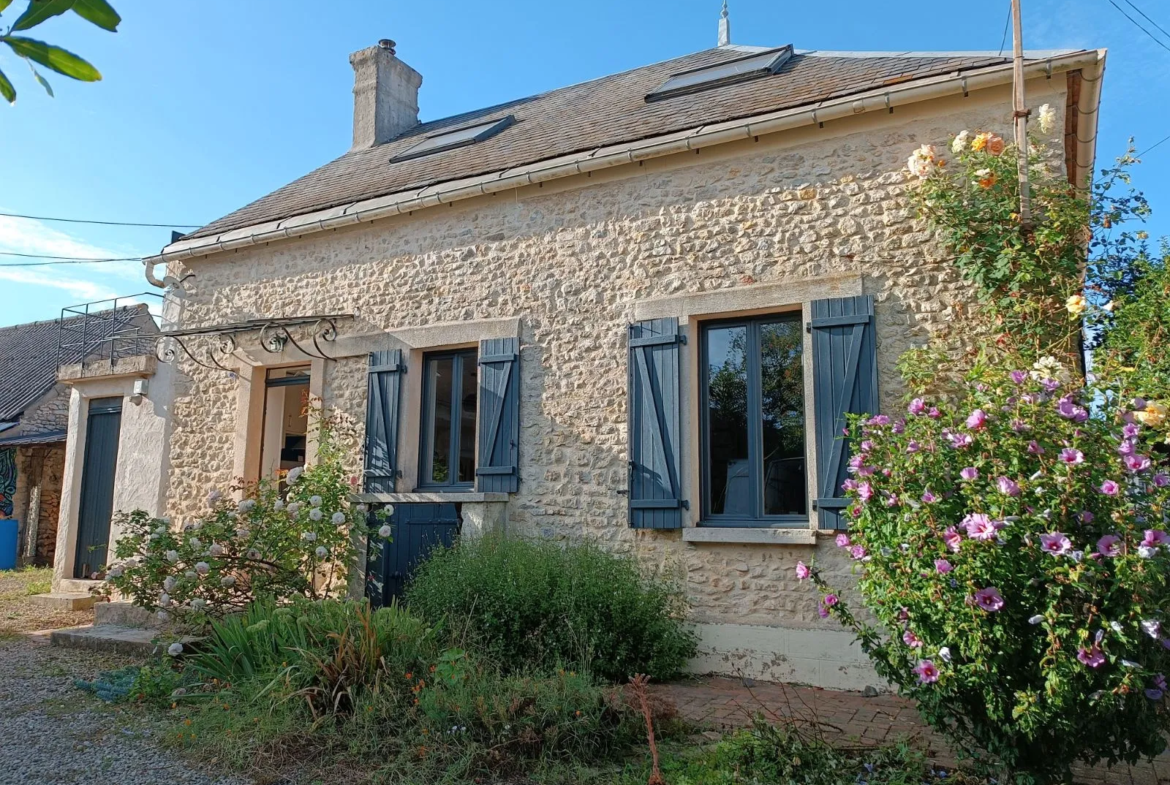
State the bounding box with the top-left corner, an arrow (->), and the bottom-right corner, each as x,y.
0,305 -> 158,423
188,46 -> 1049,240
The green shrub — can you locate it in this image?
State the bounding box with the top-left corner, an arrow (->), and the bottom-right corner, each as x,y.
405,535 -> 696,681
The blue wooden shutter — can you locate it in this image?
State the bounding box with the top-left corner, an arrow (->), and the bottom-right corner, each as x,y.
628,318 -> 685,529
811,295 -> 879,529
476,337 -> 520,493
363,349 -> 404,493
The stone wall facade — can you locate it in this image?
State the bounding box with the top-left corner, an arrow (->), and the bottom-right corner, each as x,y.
160,84 -> 1072,687
18,385 -> 69,436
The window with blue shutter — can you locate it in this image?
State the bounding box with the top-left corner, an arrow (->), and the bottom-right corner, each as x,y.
476,337 -> 520,493
811,295 -> 879,530
363,349 -> 404,493
628,318 -> 685,529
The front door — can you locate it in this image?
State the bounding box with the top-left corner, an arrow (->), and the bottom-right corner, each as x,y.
366,502 -> 460,608
74,397 -> 122,579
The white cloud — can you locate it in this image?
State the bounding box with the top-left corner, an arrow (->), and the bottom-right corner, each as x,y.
0,266 -> 120,301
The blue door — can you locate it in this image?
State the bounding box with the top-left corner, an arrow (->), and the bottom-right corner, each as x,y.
74,397 -> 122,578
366,503 -> 460,608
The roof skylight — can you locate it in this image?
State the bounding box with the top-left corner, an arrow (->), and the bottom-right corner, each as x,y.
390,115 -> 516,162
646,46 -> 793,102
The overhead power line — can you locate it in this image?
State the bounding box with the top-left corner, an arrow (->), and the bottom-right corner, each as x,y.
1137,132 -> 1170,158
1107,0 -> 1170,54
0,251 -> 145,267
1124,0 -> 1170,41
0,211 -> 200,229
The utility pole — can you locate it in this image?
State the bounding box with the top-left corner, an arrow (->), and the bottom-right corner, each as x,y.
1012,0 -> 1033,232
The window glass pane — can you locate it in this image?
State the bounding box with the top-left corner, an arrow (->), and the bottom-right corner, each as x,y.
457,354 -> 477,483
760,320 -> 806,515
705,325 -> 750,515
259,366 -> 310,479
427,356 -> 454,484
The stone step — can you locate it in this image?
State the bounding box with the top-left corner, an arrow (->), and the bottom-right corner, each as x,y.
29,592 -> 96,611
49,624 -> 201,657
58,578 -> 101,594
94,601 -> 159,628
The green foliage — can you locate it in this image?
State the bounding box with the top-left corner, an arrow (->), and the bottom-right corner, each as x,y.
405,534 -> 697,681
806,362 -> 1170,783
98,422 -> 373,622
163,596 -> 644,784
0,0 -> 120,104
615,719 -> 938,785
75,662 -> 188,706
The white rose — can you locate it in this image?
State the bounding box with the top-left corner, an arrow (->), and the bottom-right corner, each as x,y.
149,533 -> 162,541
246,548 -> 261,560
107,566 -> 123,579
309,508 -> 323,522
310,495 -> 322,508
951,130 -> 969,154
207,488 -> 222,504
302,531 -> 318,542
125,558 -> 138,569
356,504 -> 368,514
159,593 -> 171,607
235,528 -> 250,540
167,642 -> 184,657
332,512 -> 347,526
287,502 -> 301,515
157,609 -> 170,622
163,577 -> 176,592
189,537 -> 202,550
378,525 -> 393,539
273,499 -> 285,511
286,466 -> 303,484
238,499 -> 256,513
315,546 -> 328,558
383,504 -> 394,516
191,598 -> 206,610
220,575 -> 236,587
184,570 -> 197,580
165,550 -> 179,563
195,562 -> 210,575
209,543 -> 225,557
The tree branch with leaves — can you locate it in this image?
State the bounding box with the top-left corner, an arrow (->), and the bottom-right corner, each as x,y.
0,0 -> 120,105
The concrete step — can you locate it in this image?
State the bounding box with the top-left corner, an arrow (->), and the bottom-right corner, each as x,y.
94,601 -> 158,628
58,578 -> 101,594
49,624 -> 201,657
29,592 -> 97,611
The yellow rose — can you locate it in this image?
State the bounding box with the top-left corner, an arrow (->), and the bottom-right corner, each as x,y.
1135,402 -> 1168,428
1066,294 -> 1086,317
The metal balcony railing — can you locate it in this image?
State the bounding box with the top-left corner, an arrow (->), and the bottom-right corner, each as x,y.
56,294 -> 163,371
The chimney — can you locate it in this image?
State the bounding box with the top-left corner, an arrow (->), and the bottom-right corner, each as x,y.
349,39 -> 423,149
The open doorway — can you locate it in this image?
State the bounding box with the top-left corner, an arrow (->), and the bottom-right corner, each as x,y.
259,366 -> 310,478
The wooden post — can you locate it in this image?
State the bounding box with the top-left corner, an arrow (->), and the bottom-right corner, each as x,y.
1012,0 -> 1033,232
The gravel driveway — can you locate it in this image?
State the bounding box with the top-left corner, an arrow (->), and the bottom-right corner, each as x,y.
0,636 -> 249,785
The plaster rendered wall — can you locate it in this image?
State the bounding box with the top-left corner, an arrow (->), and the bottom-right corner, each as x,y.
162,83 -> 1070,688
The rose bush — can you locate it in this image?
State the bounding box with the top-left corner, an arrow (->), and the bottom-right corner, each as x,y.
801,358 -> 1170,783
99,422 -> 386,621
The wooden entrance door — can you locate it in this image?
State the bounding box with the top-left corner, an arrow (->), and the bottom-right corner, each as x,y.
366,503 -> 460,608
74,397 -> 122,579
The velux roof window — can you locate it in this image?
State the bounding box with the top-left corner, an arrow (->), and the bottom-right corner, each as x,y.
646,46 -> 793,103
390,115 -> 516,162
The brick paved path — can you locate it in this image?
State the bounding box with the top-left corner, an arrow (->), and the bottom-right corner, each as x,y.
653,676 -> 1170,785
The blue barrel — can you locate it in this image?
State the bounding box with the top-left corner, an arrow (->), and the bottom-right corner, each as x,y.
0,519 -> 17,570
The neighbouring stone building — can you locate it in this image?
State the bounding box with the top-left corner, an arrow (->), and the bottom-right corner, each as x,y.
0,305 -> 156,567
137,35 -> 1105,688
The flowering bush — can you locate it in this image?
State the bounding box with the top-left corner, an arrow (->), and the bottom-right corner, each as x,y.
99,423 -> 381,621
801,357 -> 1170,782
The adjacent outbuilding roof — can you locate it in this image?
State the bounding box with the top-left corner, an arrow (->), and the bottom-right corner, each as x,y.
0,305 -> 158,423
188,46 -> 1073,241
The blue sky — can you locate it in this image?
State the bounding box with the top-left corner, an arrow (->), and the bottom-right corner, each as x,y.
1,0 -> 1168,328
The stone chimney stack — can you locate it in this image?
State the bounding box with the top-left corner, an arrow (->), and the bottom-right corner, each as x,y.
349,39 -> 423,149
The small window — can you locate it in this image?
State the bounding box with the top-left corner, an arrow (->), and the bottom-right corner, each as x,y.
646,46 -> 792,102
701,313 -> 806,524
419,349 -> 478,489
260,366 -> 310,478
390,115 -> 516,163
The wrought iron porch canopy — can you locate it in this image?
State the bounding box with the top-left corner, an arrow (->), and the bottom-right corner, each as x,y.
156,314 -> 353,374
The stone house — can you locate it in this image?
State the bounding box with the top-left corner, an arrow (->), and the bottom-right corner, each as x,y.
0,305 -> 156,568
137,36 -> 1105,688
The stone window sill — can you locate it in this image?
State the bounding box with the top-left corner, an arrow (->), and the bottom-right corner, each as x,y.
349,492 -> 509,504
682,527 -> 817,545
